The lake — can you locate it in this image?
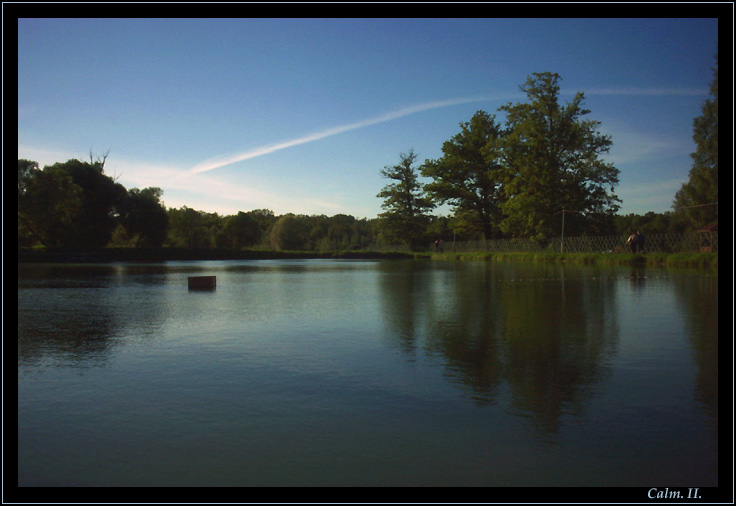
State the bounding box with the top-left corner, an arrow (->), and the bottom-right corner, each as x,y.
17,259 -> 718,490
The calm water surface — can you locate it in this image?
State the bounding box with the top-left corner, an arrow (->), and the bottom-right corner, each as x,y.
18,260 -> 718,487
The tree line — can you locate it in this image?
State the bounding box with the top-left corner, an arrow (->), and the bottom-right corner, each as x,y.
376,68 -> 718,249
18,67 -> 717,253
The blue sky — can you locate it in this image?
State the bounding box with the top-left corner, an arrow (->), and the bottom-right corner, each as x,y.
18,17 -> 719,219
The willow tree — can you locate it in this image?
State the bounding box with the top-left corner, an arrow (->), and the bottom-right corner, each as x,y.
498,72 -> 620,240
673,55 -> 718,227
421,110 -> 506,241
377,150 -> 434,251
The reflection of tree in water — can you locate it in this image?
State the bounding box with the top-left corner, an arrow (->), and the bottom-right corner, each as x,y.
422,263 -> 504,405
378,262 -> 619,440
672,272 -> 718,438
19,288 -> 122,368
499,265 -> 618,438
18,264 -> 170,368
377,261 -> 431,361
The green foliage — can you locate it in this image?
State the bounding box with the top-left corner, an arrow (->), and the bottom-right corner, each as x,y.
45,158 -> 128,248
166,206 -> 217,249
673,55 -> 718,228
377,150 -> 434,250
422,111 -> 505,240
18,163 -> 84,247
219,211 -> 262,249
614,211 -> 691,236
18,159 -> 38,200
17,158 -> 126,248
498,72 -> 621,240
118,187 -> 169,247
269,214 -> 310,251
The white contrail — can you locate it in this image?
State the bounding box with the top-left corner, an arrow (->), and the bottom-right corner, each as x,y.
190,96 -> 493,174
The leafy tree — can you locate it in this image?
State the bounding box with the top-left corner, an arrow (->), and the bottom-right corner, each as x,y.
327,214 -> 357,250
18,161 -> 83,247
218,211 -> 262,249
247,209 -> 277,246
119,187 -> 169,247
18,159 -> 41,246
166,206 -> 213,248
673,55 -> 718,227
377,150 -> 434,250
614,211 -> 690,236
269,214 -> 309,251
498,72 -> 620,241
18,159 -> 38,200
425,215 -> 456,244
421,111 -> 505,240
42,158 -> 128,248
309,216 -> 329,251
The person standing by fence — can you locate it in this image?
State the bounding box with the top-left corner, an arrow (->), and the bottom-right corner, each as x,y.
635,231 -> 645,253
627,231 -> 645,253
627,232 -> 637,253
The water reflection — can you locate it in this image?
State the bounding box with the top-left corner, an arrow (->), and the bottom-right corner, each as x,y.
376,261 -> 432,360
379,261 -> 619,439
672,272 -> 719,437
17,260 -> 714,443
422,262 -> 504,405
18,263 -> 171,368
627,266 -> 647,292
18,294 -> 120,368
497,264 -> 618,438
17,260 -> 719,486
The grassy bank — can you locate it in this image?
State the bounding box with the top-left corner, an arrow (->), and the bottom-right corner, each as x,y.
17,247 -> 418,263
429,251 -> 718,269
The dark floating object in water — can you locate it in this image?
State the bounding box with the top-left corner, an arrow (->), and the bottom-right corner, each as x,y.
188,275 -> 216,290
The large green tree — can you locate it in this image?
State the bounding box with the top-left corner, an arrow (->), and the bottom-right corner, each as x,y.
377,150 -> 434,250
166,206 -> 214,248
119,187 -> 169,247
218,211 -> 262,249
498,73 -> 620,240
18,160 -> 83,247
673,55 -> 718,227
43,158 -> 128,248
18,159 -> 38,200
18,157 -> 126,248
269,214 -> 309,251
421,110 -> 505,240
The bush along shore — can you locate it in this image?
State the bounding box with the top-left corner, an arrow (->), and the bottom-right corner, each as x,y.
428,251 -> 718,269
18,247 -> 718,269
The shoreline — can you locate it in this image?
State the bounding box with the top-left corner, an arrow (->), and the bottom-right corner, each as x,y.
429,251 -> 719,269
18,248 -> 718,270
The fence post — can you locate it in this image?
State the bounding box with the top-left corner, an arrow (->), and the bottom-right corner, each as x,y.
560,210 -> 565,253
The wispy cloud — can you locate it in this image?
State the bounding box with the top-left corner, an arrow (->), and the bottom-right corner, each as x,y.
616,178 -> 686,214
111,159 -> 337,215
602,130 -> 679,165
189,96 -> 500,174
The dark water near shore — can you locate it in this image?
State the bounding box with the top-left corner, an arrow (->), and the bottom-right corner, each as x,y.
18,259 -> 718,487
